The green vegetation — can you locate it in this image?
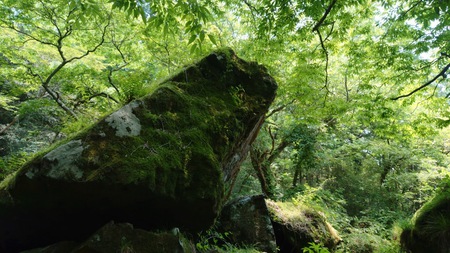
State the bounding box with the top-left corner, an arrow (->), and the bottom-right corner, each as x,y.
196,227 -> 261,253
1,0 -> 450,252
303,242 -> 331,253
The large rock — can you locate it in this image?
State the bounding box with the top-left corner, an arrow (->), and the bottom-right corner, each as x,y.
0,48 -> 277,252
217,195 -> 277,253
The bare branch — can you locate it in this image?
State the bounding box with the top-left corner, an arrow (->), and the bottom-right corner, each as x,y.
243,0 -> 258,23
344,70 -> 349,102
391,63 -> 450,100
24,65 -> 44,83
64,19 -> 110,64
267,139 -> 289,164
89,92 -> 119,104
323,22 -> 335,42
6,25 -> 57,47
312,0 -> 337,32
34,14 -> 111,119
74,92 -> 119,109
107,32 -> 131,96
43,16 -> 111,89
266,99 -> 295,119
400,1 -> 423,19
268,126 -> 275,155
107,65 -> 126,96
316,29 -> 330,96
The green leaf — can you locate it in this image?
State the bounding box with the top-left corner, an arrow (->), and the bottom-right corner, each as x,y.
207,34 -> 217,45
199,31 -> 205,42
189,43 -> 198,54
188,34 -> 197,45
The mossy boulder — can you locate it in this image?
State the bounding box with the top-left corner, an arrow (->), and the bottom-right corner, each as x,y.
266,200 -> 341,252
0,48 -> 277,252
400,182 -> 450,253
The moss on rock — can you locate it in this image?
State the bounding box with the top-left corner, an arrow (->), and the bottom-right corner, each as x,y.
266,200 -> 341,252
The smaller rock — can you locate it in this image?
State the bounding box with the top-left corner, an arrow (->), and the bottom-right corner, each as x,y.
266,200 -> 342,252
218,195 -> 277,253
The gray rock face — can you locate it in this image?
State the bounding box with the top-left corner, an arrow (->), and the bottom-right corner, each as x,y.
0,49 -> 277,252
218,195 -> 278,253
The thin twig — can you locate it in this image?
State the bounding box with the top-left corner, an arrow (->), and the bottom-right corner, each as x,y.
0,116 -> 18,135
266,99 -> 295,119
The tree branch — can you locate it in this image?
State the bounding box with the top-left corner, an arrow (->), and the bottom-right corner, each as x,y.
316,29 -> 330,96
88,92 -> 119,103
266,99 -> 295,119
38,16 -> 111,118
344,70 -> 349,102
0,116 -> 18,135
6,25 -> 58,47
268,126 -> 275,155
312,0 -> 338,32
243,0 -> 258,23
391,63 -> 450,100
107,32 -> 130,96
74,92 -> 119,109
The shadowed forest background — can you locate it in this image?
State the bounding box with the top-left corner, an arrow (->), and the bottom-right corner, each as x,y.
1,0 -> 450,252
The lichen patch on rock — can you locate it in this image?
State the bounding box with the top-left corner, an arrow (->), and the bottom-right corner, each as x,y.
105,100 -> 142,137
26,140 -> 86,180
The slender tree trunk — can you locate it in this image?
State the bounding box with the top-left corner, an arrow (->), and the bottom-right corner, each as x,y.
250,149 -> 275,198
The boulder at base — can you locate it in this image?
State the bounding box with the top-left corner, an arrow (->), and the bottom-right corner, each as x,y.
21,221 -> 196,253
266,200 -> 341,252
0,48 -> 277,252
217,195 -> 277,253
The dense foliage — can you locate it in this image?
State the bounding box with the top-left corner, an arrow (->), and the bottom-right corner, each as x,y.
1,0 -> 449,252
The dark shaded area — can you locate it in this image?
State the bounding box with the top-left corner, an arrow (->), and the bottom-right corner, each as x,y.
217,195 -> 277,253
1,177 -> 214,252
401,187 -> 450,253
21,222 -> 194,253
272,219 -> 317,253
